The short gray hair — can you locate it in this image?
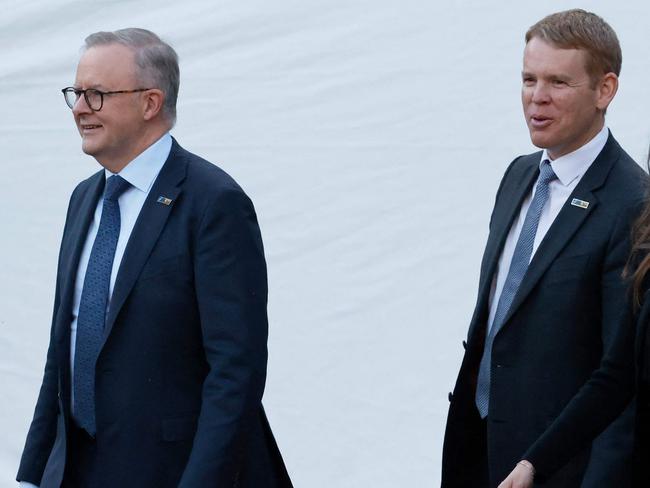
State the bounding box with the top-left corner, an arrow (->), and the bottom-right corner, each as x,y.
84,28 -> 180,124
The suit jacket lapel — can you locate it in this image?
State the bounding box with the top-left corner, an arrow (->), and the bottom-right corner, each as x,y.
55,171 -> 105,405
468,157 -> 539,341
500,134 -> 620,328
102,141 -> 187,341
57,172 -> 105,331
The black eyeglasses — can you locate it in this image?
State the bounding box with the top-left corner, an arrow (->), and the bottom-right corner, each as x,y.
61,87 -> 153,111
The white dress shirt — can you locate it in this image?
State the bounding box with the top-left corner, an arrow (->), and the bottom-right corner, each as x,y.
486,125 -> 609,334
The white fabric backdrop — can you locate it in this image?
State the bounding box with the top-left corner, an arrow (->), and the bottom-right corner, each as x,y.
1,1 -> 648,486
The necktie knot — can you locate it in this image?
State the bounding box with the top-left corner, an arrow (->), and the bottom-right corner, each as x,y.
538,159 -> 557,186
104,175 -> 130,202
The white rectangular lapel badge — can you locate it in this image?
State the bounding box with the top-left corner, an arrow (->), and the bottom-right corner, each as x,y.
157,196 -> 173,206
571,198 -> 589,209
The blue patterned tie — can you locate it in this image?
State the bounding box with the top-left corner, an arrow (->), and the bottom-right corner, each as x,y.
74,174 -> 130,435
475,160 -> 556,419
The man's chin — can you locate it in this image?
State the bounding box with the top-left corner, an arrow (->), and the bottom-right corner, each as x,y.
80,139 -> 99,157
528,132 -> 553,151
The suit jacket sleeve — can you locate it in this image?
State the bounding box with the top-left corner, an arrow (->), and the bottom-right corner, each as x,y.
489,157 -> 520,230
16,319 -> 60,485
178,187 -> 269,486
522,200 -> 640,479
16,188 -> 79,485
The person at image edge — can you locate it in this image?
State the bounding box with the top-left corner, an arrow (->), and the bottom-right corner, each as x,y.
442,9 -> 646,488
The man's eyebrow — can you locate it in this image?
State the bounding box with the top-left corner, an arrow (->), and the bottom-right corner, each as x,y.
521,71 -> 574,82
72,83 -> 108,90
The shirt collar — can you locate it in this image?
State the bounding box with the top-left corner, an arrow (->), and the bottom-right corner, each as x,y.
540,125 -> 609,187
104,132 -> 172,193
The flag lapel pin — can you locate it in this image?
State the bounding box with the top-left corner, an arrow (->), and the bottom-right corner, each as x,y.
157,196 -> 173,206
570,198 -> 589,209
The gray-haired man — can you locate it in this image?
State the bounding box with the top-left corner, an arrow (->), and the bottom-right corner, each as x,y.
17,28 -> 292,488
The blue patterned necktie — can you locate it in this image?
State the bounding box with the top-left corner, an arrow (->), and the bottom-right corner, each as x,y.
73,174 -> 130,435
475,160 -> 557,419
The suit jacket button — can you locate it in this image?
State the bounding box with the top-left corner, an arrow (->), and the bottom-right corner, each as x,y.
448,392 -> 453,402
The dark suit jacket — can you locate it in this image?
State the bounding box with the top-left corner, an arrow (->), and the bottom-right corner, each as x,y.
17,139 -> 293,488
441,133 -> 645,488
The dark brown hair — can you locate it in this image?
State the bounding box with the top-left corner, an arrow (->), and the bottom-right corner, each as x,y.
526,9 -> 622,85
627,148 -> 650,308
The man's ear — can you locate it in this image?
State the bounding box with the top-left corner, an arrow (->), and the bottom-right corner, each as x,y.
596,72 -> 618,111
142,89 -> 165,121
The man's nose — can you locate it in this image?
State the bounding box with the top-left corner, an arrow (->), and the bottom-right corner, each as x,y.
530,82 -> 551,104
72,93 -> 92,115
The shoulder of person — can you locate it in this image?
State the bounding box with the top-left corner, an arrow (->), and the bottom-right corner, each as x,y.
500,151 -> 543,184
171,141 -> 245,196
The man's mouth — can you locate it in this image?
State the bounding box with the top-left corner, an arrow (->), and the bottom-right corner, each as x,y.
80,124 -> 102,131
530,115 -> 552,128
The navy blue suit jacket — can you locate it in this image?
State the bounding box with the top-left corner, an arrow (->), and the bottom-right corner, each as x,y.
442,133 -> 645,487
17,140 -> 293,487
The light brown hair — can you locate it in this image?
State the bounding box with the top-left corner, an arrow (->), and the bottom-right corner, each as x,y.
526,9 -> 622,85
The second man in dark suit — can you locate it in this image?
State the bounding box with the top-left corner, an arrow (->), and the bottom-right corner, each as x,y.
442,9 -> 645,488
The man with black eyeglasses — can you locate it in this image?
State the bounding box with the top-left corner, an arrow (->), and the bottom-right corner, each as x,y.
16,28 -> 292,488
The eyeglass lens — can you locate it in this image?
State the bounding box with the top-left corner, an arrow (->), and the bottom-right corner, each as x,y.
63,89 -> 103,111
